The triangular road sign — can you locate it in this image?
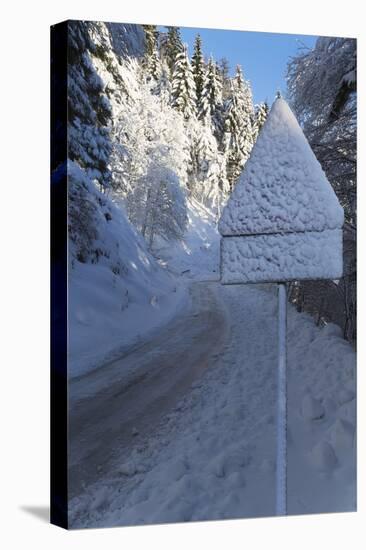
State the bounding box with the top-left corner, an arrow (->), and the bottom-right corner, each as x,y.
219,97 -> 343,284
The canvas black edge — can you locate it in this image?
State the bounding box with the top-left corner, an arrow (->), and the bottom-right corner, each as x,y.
51,20 -> 69,530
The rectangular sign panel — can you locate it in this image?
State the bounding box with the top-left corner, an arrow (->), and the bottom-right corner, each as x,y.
220,229 -> 343,284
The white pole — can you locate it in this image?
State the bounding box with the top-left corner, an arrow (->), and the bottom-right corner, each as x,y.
276,282 -> 287,516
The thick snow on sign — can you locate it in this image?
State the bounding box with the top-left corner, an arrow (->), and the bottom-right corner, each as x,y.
221,230 -> 343,284
219,97 -> 343,284
219,97 -> 344,237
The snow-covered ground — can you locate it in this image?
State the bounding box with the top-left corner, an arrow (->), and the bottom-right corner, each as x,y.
69,281 -> 356,528
68,258 -> 187,379
155,197 -> 220,281
68,193 -> 188,379
67,171 -> 355,528
68,282 -> 228,500
68,195 -> 220,379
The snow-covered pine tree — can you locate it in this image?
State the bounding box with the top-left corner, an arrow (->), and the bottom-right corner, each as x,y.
65,21 -> 146,266
189,112 -> 229,217
191,34 -> 205,106
142,25 -> 158,59
207,149 -> 230,221
165,26 -> 184,74
146,48 -> 162,83
142,165 -> 188,249
235,64 -> 255,120
171,46 -> 197,120
224,65 -> 254,189
195,113 -> 218,182
252,101 -> 269,140
155,61 -> 172,104
218,57 -> 231,101
67,21 -> 113,190
199,57 -> 223,140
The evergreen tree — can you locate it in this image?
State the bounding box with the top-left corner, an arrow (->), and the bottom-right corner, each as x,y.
195,113 -> 217,179
218,57 -> 230,81
165,26 -> 184,73
67,21 -> 113,190
146,48 -> 162,82
219,58 -> 231,102
189,113 -> 229,217
224,66 -> 254,189
199,57 -> 223,139
191,34 -> 205,105
171,46 -> 197,120
235,65 -> 254,118
252,101 -> 269,140
142,25 -> 158,59
155,61 -> 172,104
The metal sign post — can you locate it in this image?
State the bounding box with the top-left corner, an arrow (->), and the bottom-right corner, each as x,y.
276,283 -> 287,516
218,96 -> 344,517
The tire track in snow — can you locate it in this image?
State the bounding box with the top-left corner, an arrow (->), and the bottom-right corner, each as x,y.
68,281 -> 229,500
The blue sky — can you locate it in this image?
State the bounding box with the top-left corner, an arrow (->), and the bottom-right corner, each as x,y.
160,26 -> 318,105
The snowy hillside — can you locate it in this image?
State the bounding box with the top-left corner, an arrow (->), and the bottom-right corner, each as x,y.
68,188 -> 224,377
68,161 -> 188,378
105,22 -> 144,58
156,197 -> 221,281
65,21 -> 235,378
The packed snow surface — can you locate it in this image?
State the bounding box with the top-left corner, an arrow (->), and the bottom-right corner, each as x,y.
219,98 -> 344,237
221,229 -> 343,284
69,283 -> 355,527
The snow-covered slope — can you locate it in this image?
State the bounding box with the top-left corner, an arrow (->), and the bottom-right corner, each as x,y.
156,197 -> 220,281
68,179 -> 224,378
68,162 -> 187,378
105,22 -> 144,58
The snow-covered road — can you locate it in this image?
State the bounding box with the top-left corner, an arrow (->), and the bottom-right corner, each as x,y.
68,281 -> 229,501
69,281 -> 356,528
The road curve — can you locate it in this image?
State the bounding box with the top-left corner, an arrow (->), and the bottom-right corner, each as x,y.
68,282 -> 229,500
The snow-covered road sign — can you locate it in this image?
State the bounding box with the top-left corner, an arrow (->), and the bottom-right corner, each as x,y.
219,97 -> 344,284
218,96 -> 344,517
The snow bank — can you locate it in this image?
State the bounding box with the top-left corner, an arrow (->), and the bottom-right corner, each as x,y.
68,162 -> 188,378
68,262 -> 187,379
285,300 -> 356,513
